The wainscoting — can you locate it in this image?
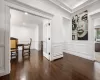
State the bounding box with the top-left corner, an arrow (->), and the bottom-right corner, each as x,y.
0,44 -> 4,73
63,42 -> 95,61
51,42 -> 95,61
51,42 -> 64,60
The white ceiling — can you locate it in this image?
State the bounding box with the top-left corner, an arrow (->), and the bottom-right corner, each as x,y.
10,9 -> 45,27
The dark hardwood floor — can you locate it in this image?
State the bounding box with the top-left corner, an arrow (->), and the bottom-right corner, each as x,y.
0,50 -> 100,80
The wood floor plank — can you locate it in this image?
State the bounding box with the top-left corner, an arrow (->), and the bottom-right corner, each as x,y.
0,50 -> 100,80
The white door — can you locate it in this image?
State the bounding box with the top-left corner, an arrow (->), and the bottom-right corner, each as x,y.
43,21 -> 51,61
0,1 -> 10,76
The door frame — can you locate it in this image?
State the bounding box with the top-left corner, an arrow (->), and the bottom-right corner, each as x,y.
43,20 -> 52,61
3,0 -> 53,76
89,11 -> 100,62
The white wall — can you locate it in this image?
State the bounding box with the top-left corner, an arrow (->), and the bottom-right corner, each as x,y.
38,23 -> 43,50
10,25 -> 39,50
63,17 -> 71,43
51,15 -> 65,60
64,0 -> 100,60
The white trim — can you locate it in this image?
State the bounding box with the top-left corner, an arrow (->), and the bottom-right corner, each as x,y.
4,5 -> 11,76
5,0 -> 98,15
51,42 -> 64,61
90,11 -> 100,62
5,0 -> 54,19
48,0 -> 72,13
48,0 -> 98,13
72,0 -> 98,13
72,0 -> 88,9
64,51 -> 94,61
0,1 -> 10,76
52,54 -> 63,61
62,16 -> 71,20
89,9 -> 100,16
43,52 -> 50,60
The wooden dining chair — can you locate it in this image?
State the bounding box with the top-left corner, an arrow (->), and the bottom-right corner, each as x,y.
22,38 -> 32,57
10,37 -> 18,59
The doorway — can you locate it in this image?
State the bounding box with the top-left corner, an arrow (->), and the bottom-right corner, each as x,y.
9,8 -> 52,60
9,8 -> 52,80
90,12 -> 100,62
9,8 -> 52,79
0,0 -> 53,77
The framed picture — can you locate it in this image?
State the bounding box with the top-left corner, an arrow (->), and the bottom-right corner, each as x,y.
72,10 -> 88,40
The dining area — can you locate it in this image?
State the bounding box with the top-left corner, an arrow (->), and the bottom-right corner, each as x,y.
10,37 -> 32,59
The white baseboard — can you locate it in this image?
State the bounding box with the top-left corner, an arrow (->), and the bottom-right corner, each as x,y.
52,54 -> 63,61
64,51 -> 94,61
43,52 -> 50,60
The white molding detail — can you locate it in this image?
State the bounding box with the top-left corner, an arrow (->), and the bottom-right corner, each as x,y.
51,42 -> 64,60
72,0 -> 88,9
5,0 -> 54,19
48,0 -> 72,13
89,11 -> 100,62
65,51 -> 94,61
63,42 -> 95,61
5,0 -> 99,15
89,9 -> 100,16
48,0 -> 98,13
0,47 -> 5,70
62,16 -> 71,20
73,0 -> 98,13
43,52 -> 50,60
52,54 -> 63,60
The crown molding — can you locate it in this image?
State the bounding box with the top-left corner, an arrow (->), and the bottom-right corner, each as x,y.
48,0 -> 98,13
72,0 -> 88,9
72,0 -> 98,13
63,16 -> 71,20
89,9 -> 100,19
48,0 -> 72,13
5,0 -> 99,15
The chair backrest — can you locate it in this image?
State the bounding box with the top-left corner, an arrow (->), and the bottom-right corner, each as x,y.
29,38 -> 32,47
10,37 -> 18,49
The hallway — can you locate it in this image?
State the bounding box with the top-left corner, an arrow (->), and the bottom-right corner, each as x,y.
0,50 -> 100,80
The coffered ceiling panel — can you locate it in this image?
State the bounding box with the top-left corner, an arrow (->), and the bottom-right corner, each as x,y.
49,0 -> 97,12
58,0 -> 88,9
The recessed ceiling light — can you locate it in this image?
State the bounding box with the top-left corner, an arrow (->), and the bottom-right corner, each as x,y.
25,12 -> 28,15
